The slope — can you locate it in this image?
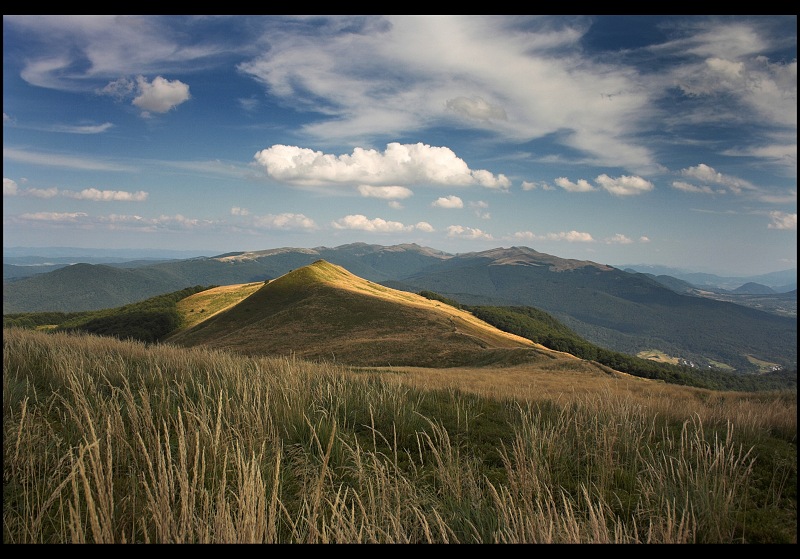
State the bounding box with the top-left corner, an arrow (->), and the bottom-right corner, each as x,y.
394,246 -> 797,371
166,260 -> 575,368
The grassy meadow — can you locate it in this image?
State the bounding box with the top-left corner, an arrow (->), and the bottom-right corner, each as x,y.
3,326 -> 797,543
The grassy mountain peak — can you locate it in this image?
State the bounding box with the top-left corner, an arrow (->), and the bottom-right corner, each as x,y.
166,259 -> 583,368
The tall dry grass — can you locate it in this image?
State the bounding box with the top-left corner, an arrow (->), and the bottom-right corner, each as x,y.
4,327 -> 796,543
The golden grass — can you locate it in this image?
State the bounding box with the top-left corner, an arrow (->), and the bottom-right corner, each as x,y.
176,282 -> 263,329
4,327 -> 796,544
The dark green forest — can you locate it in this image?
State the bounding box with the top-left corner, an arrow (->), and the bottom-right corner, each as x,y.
418,291 -> 797,392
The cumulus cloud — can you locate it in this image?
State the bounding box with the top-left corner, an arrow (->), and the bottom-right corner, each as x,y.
25,187 -> 59,198
357,184 -> 414,199
132,76 -> 191,115
253,143 -> 510,189
99,75 -> 190,116
3,178 -> 19,196
514,230 -> 594,242
555,177 -> 595,192
768,211 -> 797,230
415,221 -> 435,232
254,213 -> 317,230
594,174 -> 654,196
521,180 -> 554,191
432,195 -> 464,209
19,211 -> 89,222
230,207 -> 250,216
446,96 -> 508,121
470,200 -> 490,219
62,188 -> 148,201
639,236 -> 651,243
5,182 -> 148,201
331,214 -> 429,233
679,163 -> 756,194
605,233 -> 633,244
447,225 -> 493,240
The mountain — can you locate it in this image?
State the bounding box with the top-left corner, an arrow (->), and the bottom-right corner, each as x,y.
165,260 -> 578,368
732,282 -> 776,295
2,243 -> 451,313
388,246 -> 797,371
5,243 -> 796,373
617,264 -> 797,293
1,263 -> 204,313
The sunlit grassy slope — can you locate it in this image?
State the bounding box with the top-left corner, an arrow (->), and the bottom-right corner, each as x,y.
166,260 -> 596,368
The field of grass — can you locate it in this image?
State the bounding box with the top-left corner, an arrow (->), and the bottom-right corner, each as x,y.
636,349 -> 680,365
4,327 -> 796,544
176,282 -> 264,329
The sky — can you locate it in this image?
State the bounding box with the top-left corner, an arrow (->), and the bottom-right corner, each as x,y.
2,15 -> 797,276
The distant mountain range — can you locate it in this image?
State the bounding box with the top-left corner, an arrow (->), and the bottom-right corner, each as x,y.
617,263 -> 796,292
4,243 -> 796,373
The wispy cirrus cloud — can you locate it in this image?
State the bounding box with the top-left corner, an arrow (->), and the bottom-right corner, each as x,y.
3,147 -> 135,172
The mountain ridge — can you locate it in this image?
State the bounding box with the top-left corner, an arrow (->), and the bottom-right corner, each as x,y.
165,259 -> 575,368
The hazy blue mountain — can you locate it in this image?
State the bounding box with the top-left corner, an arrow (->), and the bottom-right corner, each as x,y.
617,263 -> 797,292
732,282 -> 776,295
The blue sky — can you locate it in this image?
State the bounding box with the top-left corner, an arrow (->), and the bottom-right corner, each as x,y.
3,15 -> 796,276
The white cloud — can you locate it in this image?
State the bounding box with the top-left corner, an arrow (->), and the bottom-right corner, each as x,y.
672,180 -> 718,194
595,174 -> 654,196
230,207 -> 250,216
62,188 -> 148,201
3,178 -> 19,196
605,233 -> 633,244
50,122 -> 114,134
254,213 -> 317,230
388,201 -> 403,209
332,214 -> 413,233
432,195 -> 464,209
238,16 -> 658,172
253,142 -> 509,189
639,236 -> 651,243
447,225 -> 493,240
357,184 -> 414,199
238,97 -> 259,112
415,221 -> 435,232
470,200 -> 490,219
26,187 -> 59,198
767,211 -> 797,230
3,147 -> 134,172
514,230 -> 594,242
445,96 -> 507,121
132,76 -> 191,115
521,180 -> 554,191
555,177 -> 595,192
680,163 -> 756,193
19,211 -> 89,222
